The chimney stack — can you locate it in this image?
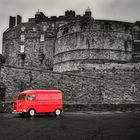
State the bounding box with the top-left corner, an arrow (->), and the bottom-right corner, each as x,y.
17,15 -> 22,25
9,16 -> 16,28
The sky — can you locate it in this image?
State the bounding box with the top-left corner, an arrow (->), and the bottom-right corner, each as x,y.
0,0 -> 140,54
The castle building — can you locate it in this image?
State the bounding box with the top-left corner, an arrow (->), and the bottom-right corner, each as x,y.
1,9 -> 140,106
2,9 -> 140,72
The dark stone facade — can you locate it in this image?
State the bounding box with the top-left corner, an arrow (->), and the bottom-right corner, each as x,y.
1,65 -> 140,104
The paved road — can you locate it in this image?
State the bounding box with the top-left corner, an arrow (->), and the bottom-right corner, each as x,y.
0,111 -> 140,140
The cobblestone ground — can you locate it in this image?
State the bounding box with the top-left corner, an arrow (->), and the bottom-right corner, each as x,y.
0,111 -> 140,140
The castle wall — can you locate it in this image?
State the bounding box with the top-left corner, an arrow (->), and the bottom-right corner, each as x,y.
2,11 -> 140,109
1,65 -> 140,104
54,21 -> 133,72
2,23 -> 55,70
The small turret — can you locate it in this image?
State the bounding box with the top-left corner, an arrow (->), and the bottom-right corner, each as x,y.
35,9 -> 46,23
85,7 -> 92,17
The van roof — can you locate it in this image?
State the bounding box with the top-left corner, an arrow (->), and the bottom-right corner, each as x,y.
20,90 -> 63,94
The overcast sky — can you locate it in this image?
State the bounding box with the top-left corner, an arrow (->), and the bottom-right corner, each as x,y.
0,0 -> 140,53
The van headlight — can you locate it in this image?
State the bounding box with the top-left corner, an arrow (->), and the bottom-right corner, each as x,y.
23,109 -> 27,112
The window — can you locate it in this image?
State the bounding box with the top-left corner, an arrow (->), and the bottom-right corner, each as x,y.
52,23 -> 55,28
21,26 -> 26,31
43,25 -> 47,31
86,38 -> 90,49
27,94 -> 36,101
40,34 -> 45,41
131,84 -> 136,93
18,94 -> 26,100
20,45 -> 25,53
20,34 -> 25,42
125,25 -> 129,32
133,26 -> 139,32
33,27 -> 36,32
124,40 -> 128,51
104,23 -> 112,31
63,27 -> 69,35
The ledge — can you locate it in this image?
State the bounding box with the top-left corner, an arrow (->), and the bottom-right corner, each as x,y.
54,58 -> 129,65
54,48 -> 132,58
64,103 -> 140,112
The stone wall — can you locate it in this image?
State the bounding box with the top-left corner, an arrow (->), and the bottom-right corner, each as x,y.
1,65 -> 140,104
2,23 -> 56,70
54,21 -> 133,72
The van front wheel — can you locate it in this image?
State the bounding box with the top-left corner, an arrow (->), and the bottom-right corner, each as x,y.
55,109 -> 61,116
28,109 -> 35,117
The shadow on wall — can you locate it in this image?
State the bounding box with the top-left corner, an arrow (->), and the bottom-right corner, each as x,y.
0,85 -> 6,102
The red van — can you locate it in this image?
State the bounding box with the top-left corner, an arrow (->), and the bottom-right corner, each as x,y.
13,90 -> 63,116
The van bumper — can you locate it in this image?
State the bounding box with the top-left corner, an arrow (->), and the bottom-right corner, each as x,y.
12,109 -> 27,113
12,111 -> 22,114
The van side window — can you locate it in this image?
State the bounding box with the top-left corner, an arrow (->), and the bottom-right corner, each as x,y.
27,94 -> 36,101
18,94 -> 26,100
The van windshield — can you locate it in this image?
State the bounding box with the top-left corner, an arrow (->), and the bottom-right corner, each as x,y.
18,94 -> 26,100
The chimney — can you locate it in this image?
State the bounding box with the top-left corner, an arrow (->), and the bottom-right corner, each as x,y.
9,16 -> 16,28
17,15 -> 22,25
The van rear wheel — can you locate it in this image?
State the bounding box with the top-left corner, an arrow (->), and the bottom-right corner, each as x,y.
28,109 -> 35,117
55,109 -> 61,116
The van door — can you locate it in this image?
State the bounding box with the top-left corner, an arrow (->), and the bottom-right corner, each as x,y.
26,94 -> 37,112
17,94 -> 26,112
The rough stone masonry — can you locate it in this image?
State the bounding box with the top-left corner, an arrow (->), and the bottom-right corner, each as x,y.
1,9 -> 140,111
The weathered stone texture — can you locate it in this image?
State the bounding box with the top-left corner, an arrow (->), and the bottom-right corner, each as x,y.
2,11 -> 140,108
3,36 -> 54,70
54,21 -> 132,72
0,55 -> 6,101
1,65 -> 140,104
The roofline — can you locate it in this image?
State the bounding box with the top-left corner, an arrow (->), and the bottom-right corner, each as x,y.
4,22 -> 38,33
20,90 -> 62,94
95,19 -> 133,24
3,18 -> 135,34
